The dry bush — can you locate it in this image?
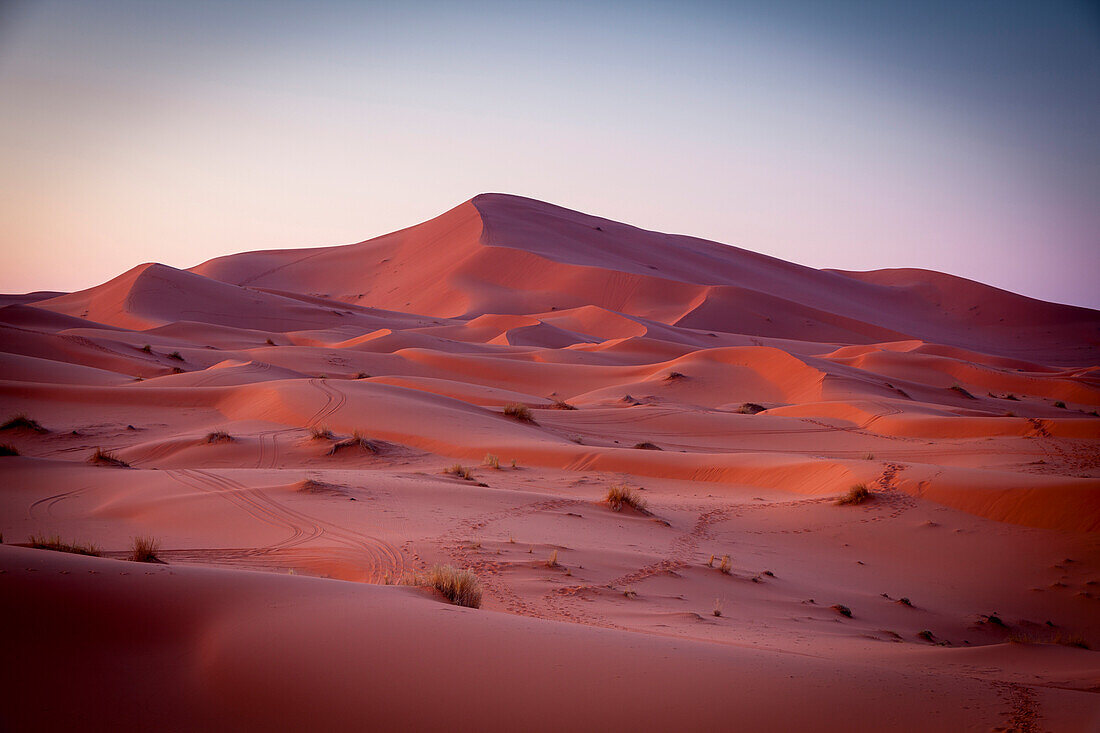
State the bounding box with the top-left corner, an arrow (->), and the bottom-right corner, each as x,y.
205,430 -> 233,443
713,599 -> 722,617
0,444 -> 19,456
917,630 -> 935,642
605,484 -> 648,513
548,399 -> 577,410
140,344 -> 153,353
89,447 -> 130,468
503,403 -> 536,423
737,403 -> 765,415
836,484 -> 871,505
633,441 -> 662,450
664,371 -> 686,381
355,372 -> 370,379
413,565 -> 482,608
265,338 -> 276,346
310,425 -> 335,441
483,453 -> 501,469
1,414 -> 47,433
29,534 -> 100,556
131,536 -> 161,563
167,351 -> 184,361
718,554 -> 732,575
445,464 -> 473,481
327,434 -> 380,456
1054,401 -> 1067,409
832,604 -> 853,618
546,549 -> 559,568
949,383 -> 975,399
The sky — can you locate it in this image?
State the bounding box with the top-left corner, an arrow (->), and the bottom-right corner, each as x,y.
1,0 -> 1098,308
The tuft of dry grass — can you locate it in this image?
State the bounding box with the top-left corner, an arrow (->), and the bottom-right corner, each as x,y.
205,430 -> 233,444
167,351 -> 184,361
713,599 -> 722,617
0,444 -> 19,456
863,452 -> 875,460
89,447 -> 130,468
265,338 -> 276,346
605,484 -> 648,513
832,604 -> 853,618
546,549 -> 559,568
355,372 -> 370,379
29,534 -> 100,556
131,535 -> 161,563
1,414 -> 47,433
140,344 -> 153,353
445,464 -> 474,481
310,425 -> 335,441
327,433 -> 380,455
664,371 -> 686,381
633,441 -> 662,450
483,453 -> 500,469
1054,400 -> 1067,409
737,403 -> 765,415
1008,631 -> 1088,649
836,484 -> 871,505
949,383 -> 975,399
706,554 -> 715,568
917,630 -> 935,642
503,403 -> 536,423
411,565 -> 483,608
718,554 -> 732,575
548,399 -> 577,410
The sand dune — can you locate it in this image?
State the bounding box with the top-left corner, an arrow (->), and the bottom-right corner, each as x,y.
2,194 -> 1098,731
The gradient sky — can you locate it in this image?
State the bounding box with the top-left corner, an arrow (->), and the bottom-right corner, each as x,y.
1,0 -> 1098,308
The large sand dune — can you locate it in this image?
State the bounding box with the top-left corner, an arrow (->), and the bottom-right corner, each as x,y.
2,194 -> 1098,731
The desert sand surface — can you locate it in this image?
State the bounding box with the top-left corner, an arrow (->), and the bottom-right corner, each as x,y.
2,193 -> 1098,732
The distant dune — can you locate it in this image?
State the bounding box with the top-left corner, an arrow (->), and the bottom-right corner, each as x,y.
2,194 -> 1098,732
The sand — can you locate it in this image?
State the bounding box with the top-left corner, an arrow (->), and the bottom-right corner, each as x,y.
1,193 -> 1098,731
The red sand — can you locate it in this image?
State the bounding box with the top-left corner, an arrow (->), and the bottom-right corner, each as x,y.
2,193 -> 1098,731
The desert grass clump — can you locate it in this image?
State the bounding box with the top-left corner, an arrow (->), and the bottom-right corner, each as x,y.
713,599 -> 722,617
548,399 -> 577,410
355,372 -> 370,379
265,338 -> 276,346
633,441 -> 662,450
483,453 -> 501,469
949,383 -> 975,399
29,534 -> 100,557
546,549 -> 559,568
862,452 -> 875,461
605,484 -> 648,513
89,447 -> 130,468
503,402 -> 536,423
836,483 -> 871,506
1054,400 -> 1067,409
140,344 -> 153,353
737,403 -> 766,415
1,414 -> 47,433
445,464 -> 474,481
832,604 -> 853,618
167,351 -> 184,361
917,629 -> 935,642
131,535 -> 161,563
328,432 -> 380,455
718,554 -> 732,575
421,565 -> 483,608
0,444 -> 19,456
205,430 -> 233,444
310,425 -> 335,441
664,371 -> 686,381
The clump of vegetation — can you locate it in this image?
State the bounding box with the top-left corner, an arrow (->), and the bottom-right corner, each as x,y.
483,453 -> 501,469
0,444 -> 19,456
949,383 -> 975,399
737,403 -> 766,415
713,599 -> 722,617
917,630 -> 935,642
29,534 -> 100,556
503,403 -> 536,423
568,435 -> 584,444
205,430 -> 233,444
265,338 -> 276,346
1,414 -> 47,433
863,453 -> 875,461
898,597 -> 913,607
832,604 -> 853,618
89,447 -> 130,468
718,554 -> 732,575
328,432 -> 380,455
355,372 -> 370,380
546,549 -> 559,568
1003,393 -> 1019,401
982,613 -> 1006,628
131,536 -> 161,563
605,484 -> 648,513
836,484 -> 871,505
445,464 -> 474,481
633,441 -> 662,450
1054,401 -> 1067,409
167,351 -> 184,361
664,371 -> 686,381
140,344 -> 153,353
548,399 -> 577,410
310,425 -> 335,441
412,565 -> 483,608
